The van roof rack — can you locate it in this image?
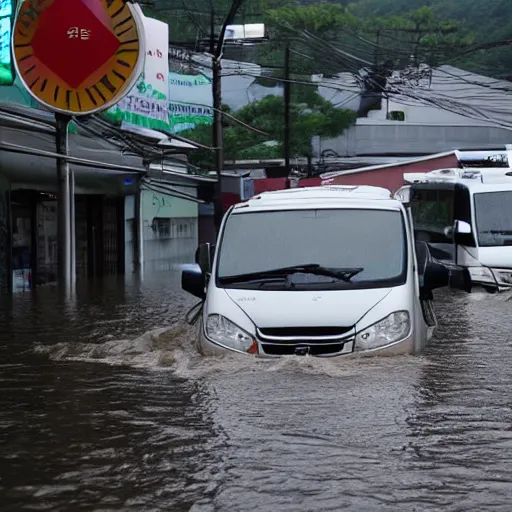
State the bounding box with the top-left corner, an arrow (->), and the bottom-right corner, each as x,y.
242,185 -> 393,206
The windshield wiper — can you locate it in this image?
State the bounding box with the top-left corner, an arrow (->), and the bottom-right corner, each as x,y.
219,264 -> 364,284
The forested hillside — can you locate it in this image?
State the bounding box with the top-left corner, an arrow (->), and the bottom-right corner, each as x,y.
148,0 -> 512,78
146,0 -> 512,164
349,0 -> 512,77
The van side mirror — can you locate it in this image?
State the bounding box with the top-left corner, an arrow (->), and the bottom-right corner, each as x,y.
423,260 -> 450,298
448,266 -> 472,293
196,242 -> 213,274
182,266 -> 206,299
416,241 -> 472,297
416,241 -> 449,299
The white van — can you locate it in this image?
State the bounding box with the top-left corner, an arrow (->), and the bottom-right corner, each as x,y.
182,186 -> 469,358
395,168 -> 512,292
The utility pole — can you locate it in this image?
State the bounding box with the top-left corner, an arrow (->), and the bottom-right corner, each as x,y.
374,29 -> 381,65
210,0 -> 245,235
283,44 -> 291,179
212,57 -> 223,232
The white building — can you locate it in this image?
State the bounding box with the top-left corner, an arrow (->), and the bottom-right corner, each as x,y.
319,65 -> 512,157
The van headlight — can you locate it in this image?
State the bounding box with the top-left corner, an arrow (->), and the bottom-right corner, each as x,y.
206,314 -> 256,353
355,311 -> 410,351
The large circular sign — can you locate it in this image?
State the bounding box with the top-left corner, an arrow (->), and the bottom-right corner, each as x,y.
12,0 -> 145,116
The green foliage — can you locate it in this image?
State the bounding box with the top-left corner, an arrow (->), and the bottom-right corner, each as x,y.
260,4 -> 474,72
147,0 -> 512,77
349,0 -> 512,75
181,88 -> 356,168
260,3 -> 360,75
265,3 -> 356,34
359,6 -> 474,67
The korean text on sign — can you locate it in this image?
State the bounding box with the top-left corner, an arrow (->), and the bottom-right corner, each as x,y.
67,27 -> 91,40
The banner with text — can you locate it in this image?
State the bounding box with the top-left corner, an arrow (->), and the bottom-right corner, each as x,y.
168,70 -> 213,133
108,16 -> 169,131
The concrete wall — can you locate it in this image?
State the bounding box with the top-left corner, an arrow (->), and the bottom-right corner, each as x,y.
319,122 -> 512,157
125,188 -> 199,273
366,98 -> 492,125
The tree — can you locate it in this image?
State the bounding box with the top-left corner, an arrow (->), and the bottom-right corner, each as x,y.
262,4 -> 473,74
181,88 -> 357,167
349,0 -> 512,77
259,3 -> 360,75
361,6 -> 474,68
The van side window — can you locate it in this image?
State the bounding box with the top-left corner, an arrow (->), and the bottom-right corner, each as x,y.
410,188 -> 454,243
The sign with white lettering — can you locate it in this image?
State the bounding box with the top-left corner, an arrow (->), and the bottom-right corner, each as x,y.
107,15 -> 169,131
168,70 -> 213,133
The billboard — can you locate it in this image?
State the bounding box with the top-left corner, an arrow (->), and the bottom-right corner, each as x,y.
0,0 -> 13,85
168,69 -> 213,133
108,15 -> 170,131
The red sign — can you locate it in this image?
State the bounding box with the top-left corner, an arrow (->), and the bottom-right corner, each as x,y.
31,0 -> 121,89
13,0 -> 144,115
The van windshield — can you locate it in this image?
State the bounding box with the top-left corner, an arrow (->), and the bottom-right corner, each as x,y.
474,191 -> 512,247
216,208 -> 407,290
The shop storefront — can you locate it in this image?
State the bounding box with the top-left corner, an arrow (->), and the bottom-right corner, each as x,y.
11,191 -> 33,292
3,190 -> 126,294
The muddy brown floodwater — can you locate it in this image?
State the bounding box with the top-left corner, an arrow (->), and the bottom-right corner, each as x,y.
1,270 -> 512,511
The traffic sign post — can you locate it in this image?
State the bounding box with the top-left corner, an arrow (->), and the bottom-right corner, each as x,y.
55,113 -> 72,289
12,0 -> 145,291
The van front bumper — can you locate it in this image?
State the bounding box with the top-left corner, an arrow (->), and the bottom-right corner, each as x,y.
197,324 -> 415,358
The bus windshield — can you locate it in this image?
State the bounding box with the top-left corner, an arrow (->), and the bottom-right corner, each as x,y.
474,191 -> 512,247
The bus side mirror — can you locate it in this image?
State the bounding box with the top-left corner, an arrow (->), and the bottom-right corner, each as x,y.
455,220 -> 471,234
453,220 -> 473,253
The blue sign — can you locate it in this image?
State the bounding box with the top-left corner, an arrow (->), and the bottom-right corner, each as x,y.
0,0 -> 13,85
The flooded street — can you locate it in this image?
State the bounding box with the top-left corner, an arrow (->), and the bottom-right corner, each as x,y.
1,271 -> 512,511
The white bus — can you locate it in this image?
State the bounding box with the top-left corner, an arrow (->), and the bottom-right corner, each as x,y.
395,168 -> 512,292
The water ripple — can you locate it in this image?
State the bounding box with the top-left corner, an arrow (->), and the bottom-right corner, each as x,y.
1,275 -> 512,510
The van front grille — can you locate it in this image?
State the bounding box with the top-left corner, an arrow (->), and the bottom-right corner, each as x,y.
260,337 -> 354,357
258,326 -> 353,338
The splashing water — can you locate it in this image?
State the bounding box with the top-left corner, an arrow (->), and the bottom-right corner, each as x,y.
34,321 -> 426,380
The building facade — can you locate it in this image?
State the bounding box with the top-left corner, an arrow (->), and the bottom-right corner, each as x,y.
125,188 -> 199,273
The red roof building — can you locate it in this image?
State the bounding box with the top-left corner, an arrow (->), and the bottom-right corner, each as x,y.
320,151 -> 460,192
